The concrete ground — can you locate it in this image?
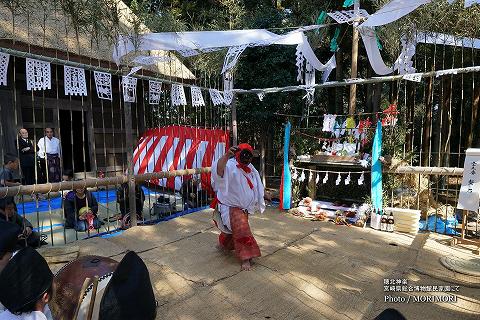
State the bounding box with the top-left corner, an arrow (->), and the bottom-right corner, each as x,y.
44,208 -> 480,320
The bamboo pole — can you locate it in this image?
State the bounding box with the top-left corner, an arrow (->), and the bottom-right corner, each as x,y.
0,167 -> 211,197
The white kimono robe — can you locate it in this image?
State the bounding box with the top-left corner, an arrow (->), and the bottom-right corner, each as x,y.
211,158 -> 265,231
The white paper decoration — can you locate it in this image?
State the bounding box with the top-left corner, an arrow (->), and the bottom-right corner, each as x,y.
299,170 -> 306,182
291,168 -> 298,180
358,172 -> 365,185
127,66 -> 142,77
257,92 -> 265,101
222,44 -> 248,74
171,84 -> 187,106
327,9 -> 369,24
209,89 -> 225,106
322,172 -> 329,184
149,80 -> 162,105
93,71 -> 112,100
0,53 -> 9,86
335,173 -> 342,186
344,173 -> 351,185
403,73 -> 422,83
64,66 -> 87,96
223,91 -> 234,105
26,58 -> 51,91
191,86 -> 205,107
122,76 -> 137,103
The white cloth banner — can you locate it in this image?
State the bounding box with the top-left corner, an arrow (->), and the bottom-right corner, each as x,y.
359,27 -> 394,75
321,54 -> 336,83
113,26 -> 332,76
360,0 -> 431,28
457,149 -> 480,212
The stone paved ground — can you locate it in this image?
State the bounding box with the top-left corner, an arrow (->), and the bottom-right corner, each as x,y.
45,208 -> 480,320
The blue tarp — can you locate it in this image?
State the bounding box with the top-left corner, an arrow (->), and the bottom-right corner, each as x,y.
419,215 -> 460,236
18,186 -> 164,215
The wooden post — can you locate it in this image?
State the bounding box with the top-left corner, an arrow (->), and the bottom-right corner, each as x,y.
124,102 -> 137,227
231,93 -> 238,146
348,0 -> 360,115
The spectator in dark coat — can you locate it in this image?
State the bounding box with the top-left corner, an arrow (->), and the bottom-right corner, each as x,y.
63,188 -> 101,232
16,128 -> 37,185
0,197 -> 41,248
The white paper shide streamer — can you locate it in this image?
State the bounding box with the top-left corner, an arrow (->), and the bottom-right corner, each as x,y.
26,58 -> 51,91
64,66 -> 87,96
191,86 -> 205,107
222,45 -> 248,74
0,53 -> 9,86
94,71 -> 112,100
323,172 -> 329,184
335,173 -> 342,186
122,76 -> 137,103
171,84 -> 187,106
149,80 -> 162,105
358,172 -> 365,185
299,170 -> 306,182
344,173 -> 351,185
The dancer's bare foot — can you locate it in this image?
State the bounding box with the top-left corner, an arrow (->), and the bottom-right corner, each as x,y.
241,259 -> 251,271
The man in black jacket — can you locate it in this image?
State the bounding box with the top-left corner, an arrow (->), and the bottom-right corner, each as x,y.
16,128 -> 36,185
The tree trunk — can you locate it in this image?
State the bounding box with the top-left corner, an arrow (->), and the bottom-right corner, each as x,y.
335,50 -> 344,114
259,133 -> 266,187
441,76 -> 452,167
365,67 -> 373,113
422,76 -> 434,166
468,79 -> 480,148
405,81 -> 415,154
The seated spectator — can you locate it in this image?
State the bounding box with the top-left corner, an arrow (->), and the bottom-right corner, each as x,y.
64,188 -> 101,232
116,183 -> 145,226
0,155 -> 21,187
61,169 -> 74,200
62,168 -> 74,182
181,177 -> 209,209
0,197 -> 42,248
0,220 -> 20,273
0,247 -> 54,320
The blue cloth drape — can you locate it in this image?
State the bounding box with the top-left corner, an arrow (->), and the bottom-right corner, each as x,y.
282,122 -> 292,210
371,120 -> 383,212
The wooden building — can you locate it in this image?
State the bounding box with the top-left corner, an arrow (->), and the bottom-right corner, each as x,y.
0,0 -> 194,176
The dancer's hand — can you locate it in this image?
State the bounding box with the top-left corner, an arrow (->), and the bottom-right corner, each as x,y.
227,146 -> 239,157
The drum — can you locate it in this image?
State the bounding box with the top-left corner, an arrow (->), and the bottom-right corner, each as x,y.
50,256 -> 118,320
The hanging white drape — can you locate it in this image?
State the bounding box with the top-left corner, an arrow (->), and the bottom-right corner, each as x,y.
113,26 -> 332,77
360,0 -> 431,28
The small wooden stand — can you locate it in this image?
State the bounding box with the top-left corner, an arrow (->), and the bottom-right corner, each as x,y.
451,210 -> 480,255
